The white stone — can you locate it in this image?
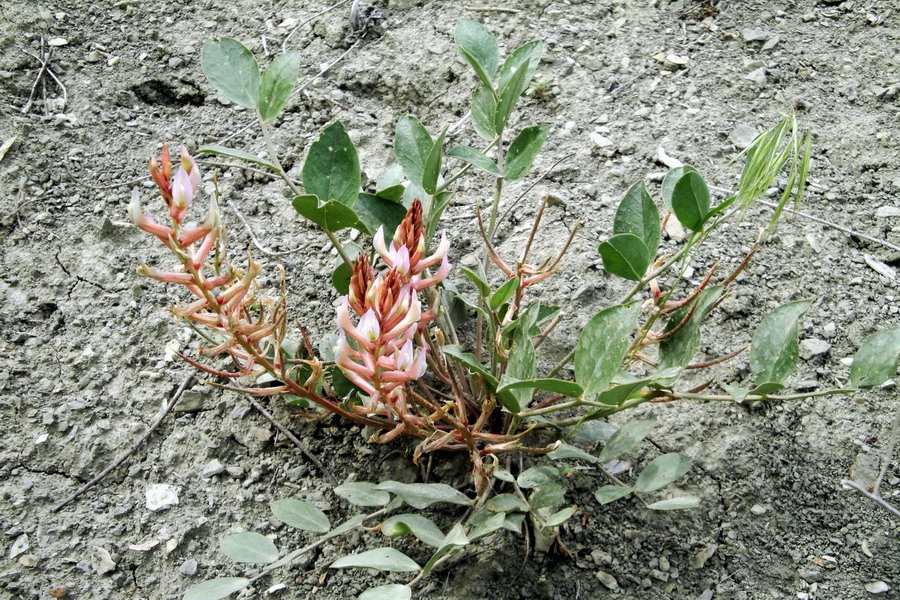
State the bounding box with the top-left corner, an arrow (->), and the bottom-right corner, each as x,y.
146,484 -> 179,512
865,581 -> 890,594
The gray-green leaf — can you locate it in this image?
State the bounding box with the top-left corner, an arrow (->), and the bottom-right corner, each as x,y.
660,165 -> 700,211
850,326 -> 900,388
202,37 -> 260,108
635,453 -> 692,493
657,286 -> 725,371
454,20 -> 499,87
331,548 -> 420,572
270,498 -> 330,533
394,116 -> 433,188
613,181 -> 660,262
749,300 -> 812,387
220,532 -> 279,564
381,514 -> 445,548
359,585 -> 412,600
184,577 -> 250,600
599,233 -> 651,281
594,485 -> 634,505
471,84 -> 498,141
375,481 -> 472,509
598,418 -> 656,463
646,496 -> 701,510
671,170 -> 710,230
575,302 -> 642,396
196,145 -> 279,173
258,52 -> 300,121
292,195 -> 360,232
334,482 -> 392,507
302,122 -> 360,206
422,126 -> 447,195
448,146 -> 501,177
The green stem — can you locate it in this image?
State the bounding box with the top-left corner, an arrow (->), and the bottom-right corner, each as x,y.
259,115 -> 353,269
487,131 -> 505,236
676,388 -> 854,402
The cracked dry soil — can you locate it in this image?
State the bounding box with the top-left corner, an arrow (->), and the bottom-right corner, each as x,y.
1,0 -> 898,599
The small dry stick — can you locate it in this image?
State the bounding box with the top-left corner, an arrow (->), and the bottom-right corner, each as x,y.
841,404 -> 900,518
281,0 -> 352,53
227,199 -> 312,257
51,374 -> 195,512
243,394 -> 336,484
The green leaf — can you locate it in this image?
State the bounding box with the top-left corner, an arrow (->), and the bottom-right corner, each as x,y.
331,548 -> 420,573
598,418 -> 656,462
613,181 -> 660,261
184,577 -> 251,600
505,318 -> 537,413
497,40 -> 542,98
471,84 -> 498,141
749,300 -> 812,387
575,302 -> 642,396
196,145 -> 279,173
302,122 -> 360,206
851,326 -> 900,388
548,443 -> 599,463
530,482 -> 566,509
353,193 -> 407,237
321,515 -> 366,541
505,125 -> 550,181
448,146 -> 501,177
359,585 -> 412,600
495,60 -> 529,132
486,493 -> 530,513
646,496 -> 701,511
467,512 -> 507,541
596,378 -> 653,406
201,37 -> 260,108
381,514 -> 446,548
660,165 -> 699,211
334,482 -> 392,507
565,421 -> 618,445
599,233 -> 651,281
258,52 -> 301,121
750,382 -> 785,396
331,242 -> 363,295
635,453 -> 692,493
292,195 -> 359,232
671,171 -> 710,230
542,507 -> 575,528
376,164 -> 404,193
442,345 -> 500,389
517,466 -> 558,489
375,481 -> 472,509
270,498 -> 330,533
657,286 -> 725,371
594,485 -> 633,505
454,20 -> 499,85
394,116 -> 434,188
459,265 -> 491,296
498,376 -> 584,398
422,524 -> 469,576
422,126 -> 447,195
489,277 -> 519,311
722,383 -> 750,404
220,532 -> 279,564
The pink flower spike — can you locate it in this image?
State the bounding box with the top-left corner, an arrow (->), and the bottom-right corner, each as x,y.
373,226 -> 392,266
129,189 -> 174,242
357,309 -> 381,344
389,244 -> 411,276
413,254 -> 451,291
191,228 -> 217,269
395,339 -> 415,372
180,146 -> 201,193
136,263 -> 195,285
170,168 -> 194,222
337,298 -> 374,350
415,231 -> 450,272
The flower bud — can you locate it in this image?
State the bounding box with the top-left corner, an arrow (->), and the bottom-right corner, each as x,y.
180,146 -> 201,193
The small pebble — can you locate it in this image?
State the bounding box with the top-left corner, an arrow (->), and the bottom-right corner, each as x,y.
202,459 -> 225,477
146,484 -> 179,512
865,581 -> 890,594
595,571 -> 619,590
18,554 -> 39,568
750,504 -> 767,515
92,546 -> 117,575
180,558 -> 198,575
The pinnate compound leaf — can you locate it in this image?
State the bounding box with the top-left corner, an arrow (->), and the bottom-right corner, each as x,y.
220,532 -> 279,564
196,145 -> 278,172
850,326 -> 900,388
657,286 -> 725,371
375,481 -> 471,509
334,482 -> 392,507
661,165 -> 700,211
614,181 -> 660,261
505,125 -> 550,181
575,302 -> 642,396
542,507 -> 575,528
381,514 -> 445,548
594,485 -> 633,505
635,453 -> 692,493
302,122 -> 360,206
646,496 -> 701,511
184,577 -> 250,600
359,585 -> 412,600
331,548 -> 420,572
749,300 -> 812,387
598,418 -> 656,463
671,170 -> 710,230
599,233 -> 651,281
454,20 -> 499,83
292,195 -> 359,232
422,126 -> 448,195
258,51 -> 300,121
202,38 -> 260,108
448,146 -> 501,177
471,84 -> 498,141
394,116 -> 433,188
270,498 -> 330,533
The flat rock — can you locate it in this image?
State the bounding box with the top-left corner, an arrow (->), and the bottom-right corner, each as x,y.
9,533 -> 29,559
745,68 -> 768,86
590,132 -> 615,148
875,206 -> 900,218
179,558 -> 198,575
800,338 -> 831,359
729,124 -> 758,149
865,581 -> 890,594
595,570 -> 619,590
146,484 -> 179,512
92,546 -> 116,575
202,459 -> 225,477
742,28 -> 772,42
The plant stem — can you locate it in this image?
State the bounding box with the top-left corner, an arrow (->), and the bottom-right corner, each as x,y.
487,131 -> 505,236
259,116 -> 354,268
673,388 -> 854,402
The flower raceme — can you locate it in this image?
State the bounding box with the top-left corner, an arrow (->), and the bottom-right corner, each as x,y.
334,199 -> 451,438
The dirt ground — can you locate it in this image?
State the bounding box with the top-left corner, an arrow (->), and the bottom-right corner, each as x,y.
1,0 -> 898,598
